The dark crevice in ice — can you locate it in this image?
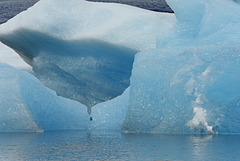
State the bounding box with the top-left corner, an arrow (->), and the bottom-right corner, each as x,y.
0,29 -> 138,110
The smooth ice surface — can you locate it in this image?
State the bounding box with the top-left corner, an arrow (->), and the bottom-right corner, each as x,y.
0,63 -> 89,132
90,88 -> 129,130
0,0 -> 174,51
0,42 -> 31,71
0,63 -> 129,132
166,0 -> 208,36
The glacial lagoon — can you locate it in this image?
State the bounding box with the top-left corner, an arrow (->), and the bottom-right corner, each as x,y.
1,0 -> 240,160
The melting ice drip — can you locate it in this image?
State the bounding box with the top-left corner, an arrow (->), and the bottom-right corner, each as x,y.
0,29 -> 137,114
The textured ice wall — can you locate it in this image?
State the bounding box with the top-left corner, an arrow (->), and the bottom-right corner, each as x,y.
0,63 -> 129,132
123,45 -> 240,134
0,64 -> 41,132
0,29 -> 136,110
123,0 -> 240,134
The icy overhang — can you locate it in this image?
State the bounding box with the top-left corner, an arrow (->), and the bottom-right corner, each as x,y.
0,29 -> 137,111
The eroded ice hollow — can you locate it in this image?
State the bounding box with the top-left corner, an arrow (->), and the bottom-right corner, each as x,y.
0,0 -> 174,113
0,29 -> 136,112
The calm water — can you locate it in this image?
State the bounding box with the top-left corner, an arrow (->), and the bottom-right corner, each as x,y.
0,130 -> 240,161
0,0 -> 39,24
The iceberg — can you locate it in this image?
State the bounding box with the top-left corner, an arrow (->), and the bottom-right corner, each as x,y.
0,0 -> 240,134
0,0 -> 175,113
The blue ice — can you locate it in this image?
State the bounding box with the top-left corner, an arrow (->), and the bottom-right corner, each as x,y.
0,0 -> 240,134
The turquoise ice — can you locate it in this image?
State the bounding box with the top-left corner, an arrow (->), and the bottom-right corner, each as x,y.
0,0 -> 240,134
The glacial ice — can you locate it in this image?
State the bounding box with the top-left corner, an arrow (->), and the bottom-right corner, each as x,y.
0,63 -> 129,132
0,0 -> 174,112
123,0 -> 240,134
0,29 -> 136,111
0,63 -> 88,132
0,42 -> 31,71
0,0 -> 240,134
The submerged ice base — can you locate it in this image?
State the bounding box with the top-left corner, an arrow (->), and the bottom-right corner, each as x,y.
0,0 -> 240,134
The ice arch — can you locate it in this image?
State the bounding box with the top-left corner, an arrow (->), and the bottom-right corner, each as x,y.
0,29 -> 137,111
0,0 -> 174,114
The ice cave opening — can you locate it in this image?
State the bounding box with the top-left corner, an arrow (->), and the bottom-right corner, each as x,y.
0,28 -> 138,113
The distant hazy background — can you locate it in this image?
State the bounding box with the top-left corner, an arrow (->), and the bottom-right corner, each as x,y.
87,0 -> 172,12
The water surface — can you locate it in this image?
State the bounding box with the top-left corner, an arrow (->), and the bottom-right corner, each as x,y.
0,130 -> 240,160
0,0 -> 39,24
